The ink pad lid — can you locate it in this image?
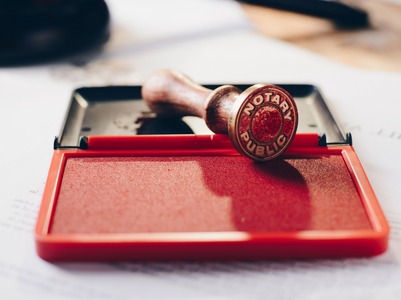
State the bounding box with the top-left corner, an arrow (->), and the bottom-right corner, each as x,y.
35,84 -> 389,261
54,84 -> 351,149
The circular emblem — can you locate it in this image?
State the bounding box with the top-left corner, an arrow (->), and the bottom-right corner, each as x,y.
228,84 -> 298,161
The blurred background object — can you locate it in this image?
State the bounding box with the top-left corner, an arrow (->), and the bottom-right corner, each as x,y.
241,0 -> 401,72
2,0 -> 400,73
238,0 -> 369,29
0,0 -> 110,66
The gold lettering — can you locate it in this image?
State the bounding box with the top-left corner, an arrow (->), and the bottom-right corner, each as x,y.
253,95 -> 264,106
243,103 -> 255,116
255,146 -> 265,156
284,110 -> 292,121
246,140 -> 256,152
264,92 -> 273,102
240,131 -> 250,141
271,94 -> 280,105
277,134 -> 287,147
280,101 -> 289,113
266,145 -> 275,156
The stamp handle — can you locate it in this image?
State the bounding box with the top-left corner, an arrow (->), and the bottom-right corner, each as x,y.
141,69 -> 242,133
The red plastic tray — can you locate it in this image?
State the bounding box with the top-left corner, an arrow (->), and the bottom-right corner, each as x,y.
35,134 -> 389,261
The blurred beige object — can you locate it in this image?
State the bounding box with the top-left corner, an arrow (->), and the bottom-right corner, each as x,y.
242,0 -> 401,72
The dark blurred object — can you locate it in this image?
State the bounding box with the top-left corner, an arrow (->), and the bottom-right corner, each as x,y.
238,0 -> 369,29
0,0 -> 110,66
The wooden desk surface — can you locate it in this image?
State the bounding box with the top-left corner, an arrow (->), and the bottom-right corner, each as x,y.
242,0 -> 401,73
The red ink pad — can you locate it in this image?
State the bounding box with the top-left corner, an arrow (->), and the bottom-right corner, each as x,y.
51,155 -> 370,234
35,85 -> 389,261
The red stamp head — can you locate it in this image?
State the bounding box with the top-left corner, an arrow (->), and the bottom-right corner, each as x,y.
228,84 -> 298,161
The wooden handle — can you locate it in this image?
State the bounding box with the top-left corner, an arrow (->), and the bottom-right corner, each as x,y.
141,69 -> 242,134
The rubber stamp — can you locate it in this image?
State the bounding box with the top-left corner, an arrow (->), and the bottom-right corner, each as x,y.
142,70 -> 298,161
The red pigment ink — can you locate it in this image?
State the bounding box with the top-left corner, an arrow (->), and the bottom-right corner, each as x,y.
50,155 -> 371,234
251,105 -> 282,142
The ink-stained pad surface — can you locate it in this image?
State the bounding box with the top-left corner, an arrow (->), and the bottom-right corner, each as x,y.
50,155 -> 371,234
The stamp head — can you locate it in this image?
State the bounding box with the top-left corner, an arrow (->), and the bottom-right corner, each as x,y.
228,84 -> 298,161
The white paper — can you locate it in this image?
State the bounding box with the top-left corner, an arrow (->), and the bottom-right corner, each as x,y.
1,0 -> 401,299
